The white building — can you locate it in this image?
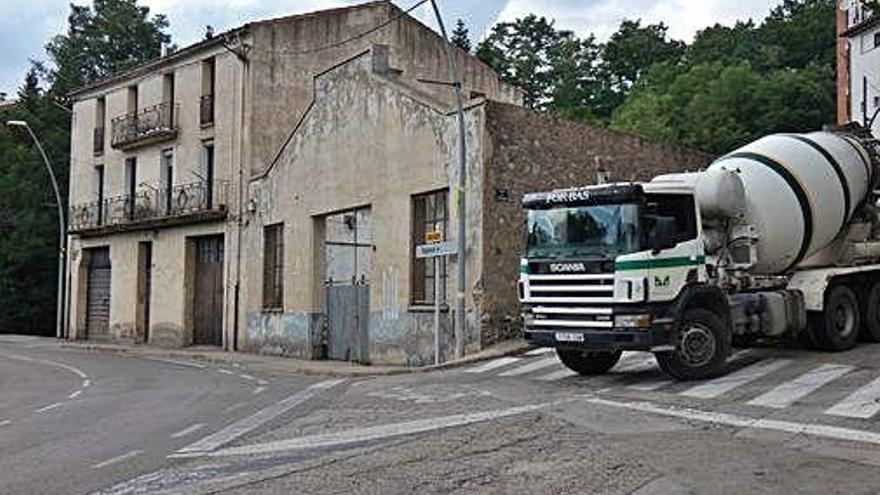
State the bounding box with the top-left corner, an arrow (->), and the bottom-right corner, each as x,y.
839,0 -> 880,133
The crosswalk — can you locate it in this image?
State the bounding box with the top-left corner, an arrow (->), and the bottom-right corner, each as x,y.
462,348 -> 880,421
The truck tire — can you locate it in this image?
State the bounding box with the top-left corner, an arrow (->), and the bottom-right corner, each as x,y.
807,284 -> 860,351
556,349 -> 622,376
860,281 -> 880,342
656,308 -> 731,381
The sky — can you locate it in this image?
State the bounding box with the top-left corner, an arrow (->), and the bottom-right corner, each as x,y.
0,0 -> 779,98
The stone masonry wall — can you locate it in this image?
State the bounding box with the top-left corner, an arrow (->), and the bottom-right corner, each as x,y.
479,101 -> 714,347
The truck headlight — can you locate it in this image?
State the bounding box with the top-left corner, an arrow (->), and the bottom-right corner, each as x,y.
614,314 -> 652,329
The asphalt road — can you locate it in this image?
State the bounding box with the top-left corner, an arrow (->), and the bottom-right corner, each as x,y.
0,335 -> 319,495
3,335 -> 880,495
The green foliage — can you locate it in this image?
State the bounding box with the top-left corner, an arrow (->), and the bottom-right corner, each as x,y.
451,19 -> 472,52
0,0 -> 172,334
476,0 -> 836,154
476,14 -> 601,114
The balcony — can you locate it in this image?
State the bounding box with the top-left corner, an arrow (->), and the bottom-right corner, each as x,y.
69,180 -> 229,236
110,102 -> 179,151
200,95 -> 214,126
93,127 -> 105,156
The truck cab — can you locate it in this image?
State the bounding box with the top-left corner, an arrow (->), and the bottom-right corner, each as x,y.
519,183 -> 731,379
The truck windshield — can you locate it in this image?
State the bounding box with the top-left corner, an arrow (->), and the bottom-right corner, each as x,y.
526,203 -> 640,259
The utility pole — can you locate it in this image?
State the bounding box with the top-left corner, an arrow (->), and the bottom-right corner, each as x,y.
7,120 -> 67,339
429,0 -> 467,359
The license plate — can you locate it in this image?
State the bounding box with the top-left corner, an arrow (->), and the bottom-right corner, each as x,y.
555,332 -> 584,342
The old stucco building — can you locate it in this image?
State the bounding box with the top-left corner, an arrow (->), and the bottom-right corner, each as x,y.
66,1 -> 709,365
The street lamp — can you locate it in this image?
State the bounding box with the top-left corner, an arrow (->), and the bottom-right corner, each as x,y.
429,0 -> 468,359
6,120 -> 67,340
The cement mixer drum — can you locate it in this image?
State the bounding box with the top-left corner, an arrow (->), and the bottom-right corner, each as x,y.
708,132 -> 873,274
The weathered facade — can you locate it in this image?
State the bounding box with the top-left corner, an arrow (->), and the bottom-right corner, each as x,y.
66,1 -> 709,364
242,47 -> 712,365
65,1 -> 519,350
839,1 -> 880,131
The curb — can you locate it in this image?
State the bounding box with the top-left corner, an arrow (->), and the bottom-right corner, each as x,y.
56,339 -> 534,377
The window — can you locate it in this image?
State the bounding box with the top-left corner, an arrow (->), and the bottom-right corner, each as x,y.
874,31 -> 880,50
645,193 -> 698,244
263,223 -> 284,310
94,165 -> 105,225
163,72 -> 175,123
127,85 -> 138,113
160,149 -> 173,213
202,140 -> 215,208
411,189 -> 448,305
94,97 -> 105,155
200,58 -> 215,125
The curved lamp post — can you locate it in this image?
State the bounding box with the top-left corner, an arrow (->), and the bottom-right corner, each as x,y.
7,120 -> 66,339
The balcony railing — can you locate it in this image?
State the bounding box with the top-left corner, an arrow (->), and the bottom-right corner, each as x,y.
69,180 -> 228,234
93,127 -> 105,155
200,94 -> 214,126
110,102 -> 179,150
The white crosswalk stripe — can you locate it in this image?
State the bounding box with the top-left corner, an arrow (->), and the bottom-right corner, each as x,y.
537,368 -> 578,381
499,356 -> 560,377
824,376 -> 880,419
464,357 -> 521,374
613,353 -> 656,373
680,359 -> 793,399
627,379 -> 674,392
747,364 -> 854,409
525,347 -> 555,356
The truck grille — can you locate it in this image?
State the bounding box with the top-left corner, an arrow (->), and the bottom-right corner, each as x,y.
522,274 -> 614,329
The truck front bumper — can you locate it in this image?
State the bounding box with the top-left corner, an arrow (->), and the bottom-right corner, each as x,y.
524,321 -> 675,353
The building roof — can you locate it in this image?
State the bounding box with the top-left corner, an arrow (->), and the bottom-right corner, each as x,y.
69,0 -> 391,99
840,14 -> 880,38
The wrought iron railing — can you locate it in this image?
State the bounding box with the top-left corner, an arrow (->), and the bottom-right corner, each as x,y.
200,94 -> 214,126
93,127 -> 105,155
69,180 -> 228,232
110,102 -> 178,149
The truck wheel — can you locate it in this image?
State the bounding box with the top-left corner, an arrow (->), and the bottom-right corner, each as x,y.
556,349 -> 622,376
656,308 -> 730,381
860,282 -> 880,342
807,284 -> 860,351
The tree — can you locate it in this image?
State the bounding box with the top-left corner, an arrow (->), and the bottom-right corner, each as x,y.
43,0 -> 172,99
0,0 -> 172,334
451,19 -> 471,52
476,15 -> 600,114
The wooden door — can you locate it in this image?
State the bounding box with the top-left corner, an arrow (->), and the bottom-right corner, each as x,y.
86,248 -> 111,339
193,236 -> 224,346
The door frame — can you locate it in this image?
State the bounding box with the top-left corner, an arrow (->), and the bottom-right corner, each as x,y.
186,234 -> 225,347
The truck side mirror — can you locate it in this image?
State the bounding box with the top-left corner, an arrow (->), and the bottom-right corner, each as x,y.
651,216 -> 678,254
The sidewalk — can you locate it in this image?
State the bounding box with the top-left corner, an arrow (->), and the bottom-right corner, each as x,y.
53,338 -> 531,378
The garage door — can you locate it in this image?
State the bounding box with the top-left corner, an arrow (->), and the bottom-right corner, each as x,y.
86,247 -> 111,339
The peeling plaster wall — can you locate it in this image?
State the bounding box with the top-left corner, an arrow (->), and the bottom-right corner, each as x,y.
241,49 -> 486,364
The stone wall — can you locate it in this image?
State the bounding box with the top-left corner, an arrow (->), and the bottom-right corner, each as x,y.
478,101 -> 714,346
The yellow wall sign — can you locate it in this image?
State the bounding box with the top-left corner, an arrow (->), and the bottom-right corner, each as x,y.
425,231 -> 444,244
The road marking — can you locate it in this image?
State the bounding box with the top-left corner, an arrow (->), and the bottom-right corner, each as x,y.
93,450 -> 144,469
83,379 -> 91,388
239,374 -> 256,381
525,347 -> 554,356
614,353 -> 657,373
499,356 -> 560,377
174,401 -> 563,458
0,420 -> 10,427
217,369 -> 233,375
1,353 -> 88,379
747,364 -> 854,409
171,423 -> 207,439
142,357 -> 207,370
825,376 -> 880,419
627,379 -> 674,392
581,394 -> 880,447
253,386 -> 267,395
69,390 -> 82,399
537,368 -> 578,381
178,378 -> 346,454
223,402 -> 247,414
464,357 -> 521,374
36,402 -> 64,413
680,359 -> 792,399
257,379 -> 269,386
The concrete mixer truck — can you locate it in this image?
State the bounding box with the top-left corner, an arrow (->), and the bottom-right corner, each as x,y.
518,125 -> 880,380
